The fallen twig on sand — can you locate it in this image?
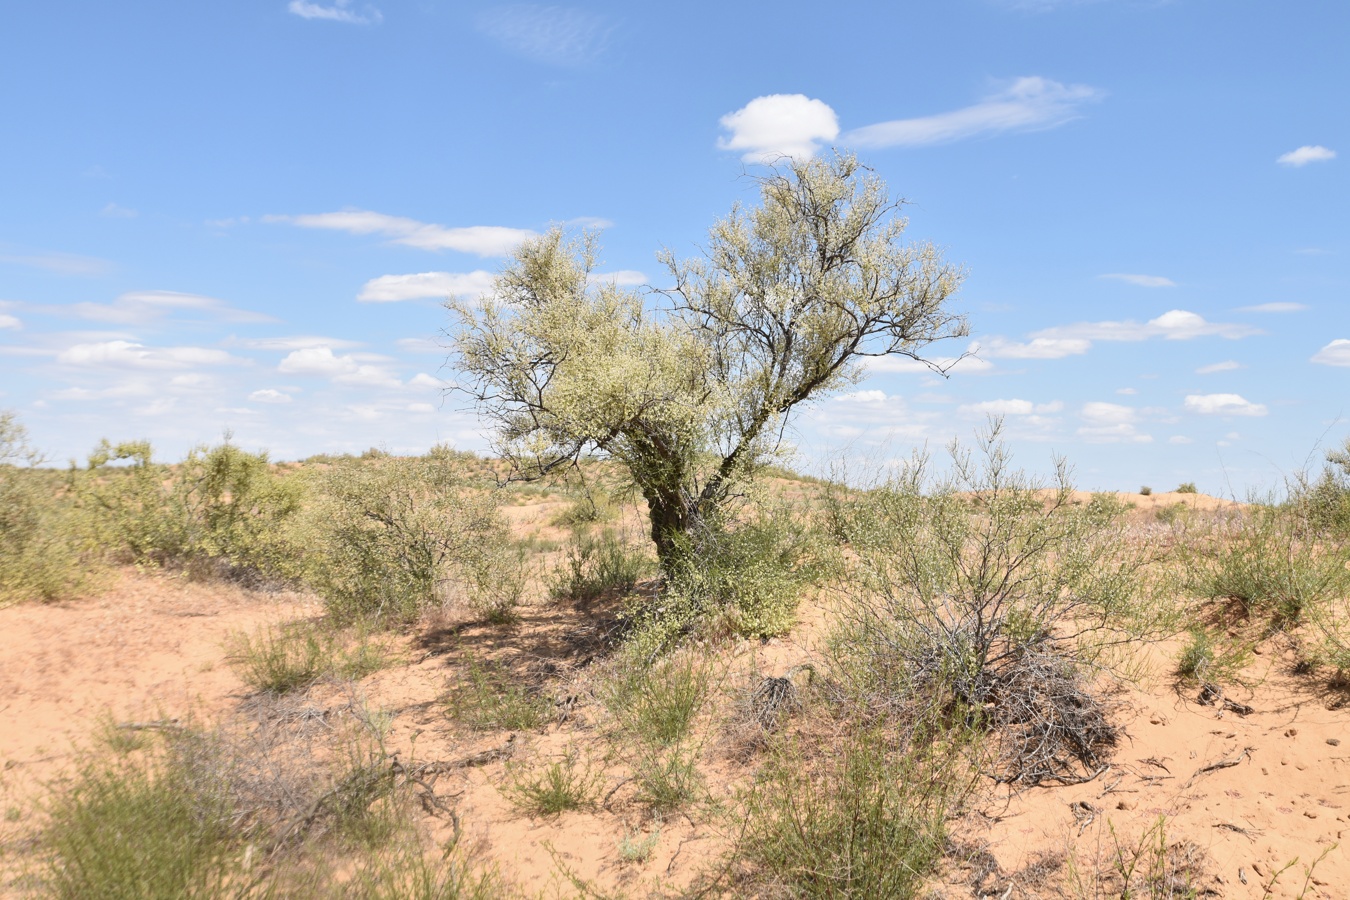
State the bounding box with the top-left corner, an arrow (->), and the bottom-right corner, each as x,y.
1185,746 -> 1254,787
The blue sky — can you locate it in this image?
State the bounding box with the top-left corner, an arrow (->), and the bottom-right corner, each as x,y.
1,0 -> 1346,494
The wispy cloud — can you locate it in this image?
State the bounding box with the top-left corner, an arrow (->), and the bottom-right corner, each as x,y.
718,95 -> 840,163
100,202 -> 138,219
1196,360 -> 1241,374
227,335 -> 361,351
266,209 -> 535,257
1277,145 -> 1336,167
1100,273 -> 1175,288
1033,309 -> 1258,342
1238,302 -> 1306,313
1184,393 -> 1266,417
1312,339 -> 1350,367
0,314 -> 20,330
977,336 -> 1090,359
844,77 -> 1102,149
0,251 -> 115,277
959,398 -> 1063,416
477,5 -> 613,66
64,290 -> 275,325
56,340 -> 246,370
288,0 -> 382,25
358,271 -> 496,303
249,389 -> 294,404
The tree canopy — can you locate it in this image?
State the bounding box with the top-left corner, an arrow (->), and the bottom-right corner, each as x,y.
450,153 -> 968,564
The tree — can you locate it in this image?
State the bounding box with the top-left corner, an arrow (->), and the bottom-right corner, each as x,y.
450,153 -> 968,566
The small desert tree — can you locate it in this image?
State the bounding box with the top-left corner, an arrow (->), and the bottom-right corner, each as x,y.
452,153 -> 967,566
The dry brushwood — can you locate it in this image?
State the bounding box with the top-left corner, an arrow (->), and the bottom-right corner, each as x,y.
748,664 -> 815,732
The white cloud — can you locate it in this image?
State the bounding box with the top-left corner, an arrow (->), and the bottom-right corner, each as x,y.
477,5 -> 613,66
1077,403 -> 1150,442
56,340 -> 243,370
837,390 -> 888,404
358,271 -> 496,302
1196,360 -> 1241,374
407,373 -> 446,390
69,290 -> 275,325
1238,302 -> 1306,313
266,209 -> 534,257
718,94 -> 841,163
100,202 -> 138,219
287,0 -> 381,25
1311,339 -> 1350,367
1277,145 -> 1336,167
397,337 -> 443,354
249,389 -> 293,404
1081,402 -> 1137,425
407,402 -> 436,414
1033,309 -> 1259,342
844,77 -> 1102,149
589,270 -> 648,287
1099,273 -> 1175,288
278,346 -> 401,388
977,336 -> 1090,359
0,251 -> 114,277
1183,393 -> 1267,416
1169,435 -> 1193,445
959,398 -> 1062,416
0,314 -> 20,329
229,335 -> 362,351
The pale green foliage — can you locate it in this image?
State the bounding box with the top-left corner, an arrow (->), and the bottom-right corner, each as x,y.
300,452 -> 525,625
0,411 -> 86,602
452,153 -> 967,566
77,437 -> 302,581
547,527 -> 647,603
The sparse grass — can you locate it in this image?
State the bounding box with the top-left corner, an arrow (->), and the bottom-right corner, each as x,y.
1174,626 -> 1252,684
1066,816 -> 1206,899
617,829 -> 659,864
350,844 -> 507,900
548,528 -> 646,603
228,620 -> 397,695
446,654 -> 551,731
631,744 -> 702,811
601,651 -> 713,747
736,730 -> 971,899
504,749 -> 602,817
39,735 -> 248,900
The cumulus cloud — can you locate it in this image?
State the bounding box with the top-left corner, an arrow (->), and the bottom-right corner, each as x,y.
278,346 -> 401,388
845,77 -> 1102,149
249,389 -> 293,404
1183,393 -> 1267,416
0,314 -> 20,329
718,94 -> 841,164
977,336 -> 1090,359
1196,360 -> 1241,374
1033,309 -> 1259,342
288,0 -> 381,25
68,290 -> 275,325
266,210 -> 534,257
836,389 -> 889,404
477,5 -> 613,66
1277,145 -> 1336,167
56,340 -> 244,370
358,271 -> 496,303
1077,401 -> 1151,442
1311,339 -> 1350,367
1099,273 -> 1175,288
1238,302 -> 1306,313
959,398 -> 1062,416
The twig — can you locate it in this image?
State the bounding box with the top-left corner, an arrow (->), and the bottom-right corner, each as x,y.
1213,821 -> 1261,840
117,719 -> 188,732
1185,746 -> 1254,787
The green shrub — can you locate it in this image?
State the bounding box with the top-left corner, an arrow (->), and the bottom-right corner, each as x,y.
76,437 -> 302,582
300,452 -> 521,626
1175,482 -> 1198,494
40,735 -> 248,900
446,654 -> 551,731
550,485 -> 618,527
548,527 -> 646,603
1175,626 -> 1252,684
737,731 -> 970,899
504,749 -> 602,817
1140,485 -> 1153,496
1188,504 -> 1350,627
601,651 -> 712,747
228,621 -> 396,694
350,845 -> 505,900
632,743 -> 702,811
0,412 -> 87,604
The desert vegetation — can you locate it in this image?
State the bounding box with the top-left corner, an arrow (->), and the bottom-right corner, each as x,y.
1,156 -> 1348,897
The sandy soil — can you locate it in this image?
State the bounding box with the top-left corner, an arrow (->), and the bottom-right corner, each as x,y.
1,492 -> 1346,897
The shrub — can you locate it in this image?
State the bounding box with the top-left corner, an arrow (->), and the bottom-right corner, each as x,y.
76,437 -> 302,582
1175,626 -> 1252,684
0,412 -> 87,603
828,422 -> 1167,784
40,735 -> 248,899
737,730 -> 971,899
1188,503 -> 1350,627
1140,485 -> 1152,496
1175,482 -> 1198,494
228,621 -> 396,694
446,654 -> 551,731
548,527 -> 646,603
300,452 -> 522,626
350,845 -> 505,900
504,749 -> 602,816
631,744 -> 702,811
601,651 -> 712,747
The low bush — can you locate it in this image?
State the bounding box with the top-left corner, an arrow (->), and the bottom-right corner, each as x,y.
737,730 -> 972,899
601,651 -> 713,747
350,845 -> 506,900
446,654 -> 551,731
1175,482 -> 1198,494
228,621 -> 397,694
504,749 -> 602,817
548,527 -> 646,603
1174,626 -> 1252,684
300,451 -> 523,626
